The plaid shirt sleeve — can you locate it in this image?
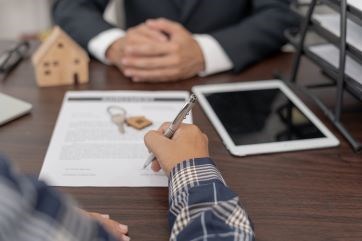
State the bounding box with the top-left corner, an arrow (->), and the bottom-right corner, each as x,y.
0,156 -> 117,241
168,158 -> 255,241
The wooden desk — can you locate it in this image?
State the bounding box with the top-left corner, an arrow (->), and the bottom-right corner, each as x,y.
1,43 -> 361,241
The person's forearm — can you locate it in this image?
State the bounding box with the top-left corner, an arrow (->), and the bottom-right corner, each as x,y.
0,156 -> 116,241
53,0 -> 114,49
168,158 -> 254,241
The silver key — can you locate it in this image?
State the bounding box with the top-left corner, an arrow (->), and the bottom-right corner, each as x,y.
107,106 -> 127,134
111,113 -> 126,134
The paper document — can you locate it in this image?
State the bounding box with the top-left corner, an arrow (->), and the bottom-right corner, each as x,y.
313,13 -> 362,52
39,91 -> 191,187
348,0 -> 362,12
309,44 -> 362,84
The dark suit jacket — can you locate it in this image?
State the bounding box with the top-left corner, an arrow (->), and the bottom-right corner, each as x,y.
53,0 -> 298,72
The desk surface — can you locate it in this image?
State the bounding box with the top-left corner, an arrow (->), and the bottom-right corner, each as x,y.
0,42 -> 361,241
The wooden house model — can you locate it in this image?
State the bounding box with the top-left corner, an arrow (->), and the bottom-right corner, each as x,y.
32,26 -> 89,87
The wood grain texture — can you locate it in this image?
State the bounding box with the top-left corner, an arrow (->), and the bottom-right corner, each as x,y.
0,41 -> 361,241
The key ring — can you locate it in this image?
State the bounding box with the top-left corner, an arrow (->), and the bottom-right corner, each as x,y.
107,106 -> 127,117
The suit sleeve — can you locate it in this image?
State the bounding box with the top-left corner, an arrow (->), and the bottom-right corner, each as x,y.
168,158 -> 254,241
210,0 -> 299,72
0,156 -> 117,241
53,0 -> 115,49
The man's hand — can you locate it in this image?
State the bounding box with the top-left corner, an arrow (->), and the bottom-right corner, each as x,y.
144,123 -> 209,175
82,210 -> 130,241
122,18 -> 205,82
106,23 -> 168,70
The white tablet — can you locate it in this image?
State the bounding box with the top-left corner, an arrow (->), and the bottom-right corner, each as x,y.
192,80 -> 339,156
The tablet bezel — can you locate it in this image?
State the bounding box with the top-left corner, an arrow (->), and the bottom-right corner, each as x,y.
192,80 -> 339,156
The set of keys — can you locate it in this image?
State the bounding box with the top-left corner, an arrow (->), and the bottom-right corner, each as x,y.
107,106 -> 127,134
107,106 -> 153,134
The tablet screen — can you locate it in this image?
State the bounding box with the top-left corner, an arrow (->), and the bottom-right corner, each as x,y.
205,88 -> 326,145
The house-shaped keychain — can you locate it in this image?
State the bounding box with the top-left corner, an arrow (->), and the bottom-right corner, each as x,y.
32,26 -> 89,87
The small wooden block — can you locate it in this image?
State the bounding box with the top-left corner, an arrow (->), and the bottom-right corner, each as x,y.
126,116 -> 153,130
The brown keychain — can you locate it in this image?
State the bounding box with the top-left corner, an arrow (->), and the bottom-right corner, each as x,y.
126,116 -> 153,130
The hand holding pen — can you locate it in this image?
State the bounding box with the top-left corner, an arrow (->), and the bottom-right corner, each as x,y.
143,94 -> 209,174
142,94 -> 197,169
144,122 -> 209,175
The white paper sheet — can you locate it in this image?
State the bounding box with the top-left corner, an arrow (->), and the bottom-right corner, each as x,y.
348,0 -> 362,12
309,43 -> 362,84
39,91 -> 191,187
313,13 -> 362,52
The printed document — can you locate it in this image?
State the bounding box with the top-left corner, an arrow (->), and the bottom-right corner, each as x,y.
309,43 -> 362,84
313,13 -> 362,52
39,91 -> 191,187
348,0 -> 362,12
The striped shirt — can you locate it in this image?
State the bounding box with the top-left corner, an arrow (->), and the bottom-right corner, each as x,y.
0,156 -> 254,241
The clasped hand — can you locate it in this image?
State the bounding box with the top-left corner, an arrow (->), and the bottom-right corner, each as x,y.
106,18 -> 205,82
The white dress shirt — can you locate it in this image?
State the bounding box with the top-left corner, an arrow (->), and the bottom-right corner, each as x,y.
88,28 -> 234,76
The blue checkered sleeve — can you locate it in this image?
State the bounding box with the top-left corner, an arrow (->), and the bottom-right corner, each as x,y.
0,156 -> 117,241
168,158 -> 255,241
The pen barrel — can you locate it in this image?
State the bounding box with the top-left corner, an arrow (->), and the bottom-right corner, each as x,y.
143,154 -> 155,168
164,127 -> 175,138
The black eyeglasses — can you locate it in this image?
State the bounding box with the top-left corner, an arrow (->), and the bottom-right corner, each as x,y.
0,41 -> 30,75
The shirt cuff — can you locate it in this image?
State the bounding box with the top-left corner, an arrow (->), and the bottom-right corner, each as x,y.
193,34 -> 234,76
168,158 -> 226,199
87,28 -> 125,64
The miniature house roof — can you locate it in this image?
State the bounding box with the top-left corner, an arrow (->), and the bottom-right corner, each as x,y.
32,26 -> 89,65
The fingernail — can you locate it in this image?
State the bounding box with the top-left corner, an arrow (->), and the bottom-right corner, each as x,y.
122,234 -> 131,241
101,214 -> 110,219
119,224 -> 128,233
